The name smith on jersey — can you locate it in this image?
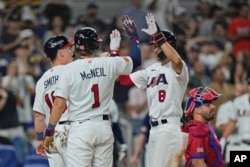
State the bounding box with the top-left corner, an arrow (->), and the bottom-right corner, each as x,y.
44,75 -> 58,89
80,67 -> 107,81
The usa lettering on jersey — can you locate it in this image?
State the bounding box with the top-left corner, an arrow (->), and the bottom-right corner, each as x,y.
147,74 -> 168,88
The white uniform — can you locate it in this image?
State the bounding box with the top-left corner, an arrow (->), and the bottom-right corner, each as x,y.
130,61 -> 189,167
216,100 -> 239,144
33,65 -> 69,167
224,93 -> 250,163
55,56 -> 133,167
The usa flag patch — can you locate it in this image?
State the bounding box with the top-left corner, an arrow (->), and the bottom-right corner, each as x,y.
197,147 -> 204,153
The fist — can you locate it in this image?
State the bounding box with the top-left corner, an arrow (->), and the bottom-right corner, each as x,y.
43,136 -> 54,153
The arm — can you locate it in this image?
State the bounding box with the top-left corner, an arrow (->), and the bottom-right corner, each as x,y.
130,133 -> 147,165
43,97 -> 66,153
34,111 -> 46,156
160,42 -> 183,74
122,15 -> 141,70
48,97 -> 66,126
141,13 -> 183,73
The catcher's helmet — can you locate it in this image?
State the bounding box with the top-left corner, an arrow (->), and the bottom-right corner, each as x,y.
149,30 -> 177,48
184,87 -> 221,117
74,27 -> 102,52
44,35 -> 74,61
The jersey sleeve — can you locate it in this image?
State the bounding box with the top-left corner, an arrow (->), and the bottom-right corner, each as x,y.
129,70 -> 148,89
54,69 -> 70,100
186,135 -> 208,159
33,80 -> 45,115
175,60 -> 189,81
112,56 -> 133,75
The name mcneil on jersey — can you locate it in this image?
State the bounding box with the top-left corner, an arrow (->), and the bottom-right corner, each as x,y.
80,67 -> 107,81
147,74 -> 168,88
44,75 -> 58,89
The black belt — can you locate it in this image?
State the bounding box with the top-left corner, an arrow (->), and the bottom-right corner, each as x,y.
150,119 -> 168,127
59,115 -> 109,125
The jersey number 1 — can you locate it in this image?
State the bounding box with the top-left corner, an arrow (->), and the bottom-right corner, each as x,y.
91,84 -> 100,108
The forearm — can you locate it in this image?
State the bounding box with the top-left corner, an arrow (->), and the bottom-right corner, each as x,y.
222,119 -> 236,139
132,133 -> 146,157
48,97 -> 66,126
34,112 -> 45,140
129,40 -> 141,70
112,122 -> 125,144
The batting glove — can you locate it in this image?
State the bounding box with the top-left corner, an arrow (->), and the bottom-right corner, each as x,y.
122,15 -> 139,41
110,29 -> 121,56
43,128 -> 55,153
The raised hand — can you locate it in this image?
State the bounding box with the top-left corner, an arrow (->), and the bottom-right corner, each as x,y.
141,13 -> 158,36
110,29 -> 121,56
122,15 -> 139,41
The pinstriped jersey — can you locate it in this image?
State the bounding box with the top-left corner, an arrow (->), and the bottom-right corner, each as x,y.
130,61 -> 189,119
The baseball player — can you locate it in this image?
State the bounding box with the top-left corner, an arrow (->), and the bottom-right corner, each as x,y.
42,16 -> 141,167
183,87 -> 225,167
33,35 -> 74,166
220,78 -> 250,163
119,13 -> 189,167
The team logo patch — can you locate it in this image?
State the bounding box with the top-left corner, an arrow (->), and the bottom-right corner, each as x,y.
197,147 -> 204,153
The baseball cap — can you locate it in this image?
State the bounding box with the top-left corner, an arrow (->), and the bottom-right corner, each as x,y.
184,87 -> 221,117
175,6 -> 186,16
44,35 -> 74,60
19,29 -> 34,39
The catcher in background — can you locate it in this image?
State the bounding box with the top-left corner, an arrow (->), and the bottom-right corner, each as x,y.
182,87 -> 225,167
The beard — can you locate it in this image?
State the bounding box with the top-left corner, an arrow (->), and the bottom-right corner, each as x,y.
157,51 -> 166,61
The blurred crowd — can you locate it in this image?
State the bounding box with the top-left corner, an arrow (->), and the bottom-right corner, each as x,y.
0,0 -> 249,166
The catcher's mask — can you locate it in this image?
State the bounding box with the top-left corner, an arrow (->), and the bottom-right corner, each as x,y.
184,87 -> 222,117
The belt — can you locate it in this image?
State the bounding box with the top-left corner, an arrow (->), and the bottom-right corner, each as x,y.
150,119 -> 168,127
59,114 -> 109,125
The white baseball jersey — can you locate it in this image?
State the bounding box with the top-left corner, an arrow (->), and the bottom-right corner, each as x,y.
216,100 -> 239,143
54,56 -> 133,121
232,93 -> 250,141
130,61 -> 189,119
33,65 -> 69,124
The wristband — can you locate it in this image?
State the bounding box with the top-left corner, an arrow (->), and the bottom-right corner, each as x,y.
152,32 -> 166,46
45,123 -> 55,136
110,50 -> 120,56
36,132 -> 44,141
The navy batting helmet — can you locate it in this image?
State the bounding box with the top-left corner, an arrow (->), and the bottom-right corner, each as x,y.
74,27 -> 102,52
149,30 -> 177,48
44,35 -> 74,61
